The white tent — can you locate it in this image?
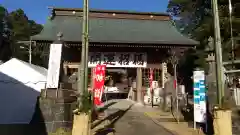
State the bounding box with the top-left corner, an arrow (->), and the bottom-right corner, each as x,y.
0,58 -> 47,124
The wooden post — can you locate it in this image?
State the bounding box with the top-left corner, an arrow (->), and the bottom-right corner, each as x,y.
136,68 -> 143,104
91,68 -> 95,117
63,65 -> 68,76
91,68 -> 94,89
72,113 -> 90,135
161,63 -> 165,88
213,110 -> 232,135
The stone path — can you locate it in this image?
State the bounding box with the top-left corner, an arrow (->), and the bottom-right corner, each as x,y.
92,99 -> 135,135
114,105 -> 175,135
232,113 -> 240,135
93,100 -> 201,135
135,105 -> 202,135
93,100 -> 176,135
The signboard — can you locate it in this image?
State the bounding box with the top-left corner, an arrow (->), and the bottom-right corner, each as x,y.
88,52 -> 147,68
46,43 -> 62,88
93,65 -> 106,106
193,70 -> 206,123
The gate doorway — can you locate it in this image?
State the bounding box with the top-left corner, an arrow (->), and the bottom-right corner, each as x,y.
63,62 -> 164,103
103,68 -> 135,100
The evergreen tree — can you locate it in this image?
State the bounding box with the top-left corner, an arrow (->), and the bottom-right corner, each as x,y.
167,0 -> 240,90
0,6 -> 43,65
0,6 -> 12,61
8,9 -> 43,65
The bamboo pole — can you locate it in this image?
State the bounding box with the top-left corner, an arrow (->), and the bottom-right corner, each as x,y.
212,0 -> 232,134
212,0 -> 224,107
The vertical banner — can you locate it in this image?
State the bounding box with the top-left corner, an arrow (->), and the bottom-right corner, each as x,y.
149,68 -> 153,90
161,62 -> 167,88
46,43 -> 63,88
193,70 -> 206,123
93,65 -> 106,106
174,80 -> 177,89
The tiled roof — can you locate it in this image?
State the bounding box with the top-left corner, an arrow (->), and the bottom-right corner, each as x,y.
32,11 -> 198,46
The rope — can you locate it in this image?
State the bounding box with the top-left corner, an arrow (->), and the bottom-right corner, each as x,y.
0,80 -> 46,84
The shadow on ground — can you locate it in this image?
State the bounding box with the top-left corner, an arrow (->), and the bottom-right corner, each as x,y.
93,104 -> 133,135
180,103 -> 214,135
92,101 -> 117,123
97,102 -> 117,114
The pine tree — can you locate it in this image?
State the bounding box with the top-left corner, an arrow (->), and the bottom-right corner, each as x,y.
0,6 -> 12,61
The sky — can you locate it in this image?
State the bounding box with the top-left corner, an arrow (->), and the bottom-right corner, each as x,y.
1,0 -> 169,24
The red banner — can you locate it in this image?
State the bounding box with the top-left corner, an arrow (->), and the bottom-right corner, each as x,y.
174,79 -> 177,89
93,65 -> 106,106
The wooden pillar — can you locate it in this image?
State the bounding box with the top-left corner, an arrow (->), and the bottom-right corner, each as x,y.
63,65 -> 68,76
161,64 -> 164,88
136,68 -> 142,104
91,68 -> 94,89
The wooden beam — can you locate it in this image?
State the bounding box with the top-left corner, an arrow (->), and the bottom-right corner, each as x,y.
224,69 -> 240,74
223,60 -> 240,65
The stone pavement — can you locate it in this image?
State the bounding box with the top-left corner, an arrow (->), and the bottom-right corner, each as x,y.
232,108 -> 240,135
135,105 -> 203,135
92,99 -> 135,134
114,104 -> 176,135
93,100 -> 195,135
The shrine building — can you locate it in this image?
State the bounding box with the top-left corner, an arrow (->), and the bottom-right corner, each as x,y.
31,7 -> 198,102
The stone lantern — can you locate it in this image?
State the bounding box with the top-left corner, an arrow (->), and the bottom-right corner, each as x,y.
205,36 -> 218,108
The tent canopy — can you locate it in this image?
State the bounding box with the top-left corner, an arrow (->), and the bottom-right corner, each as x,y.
0,58 -> 47,124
